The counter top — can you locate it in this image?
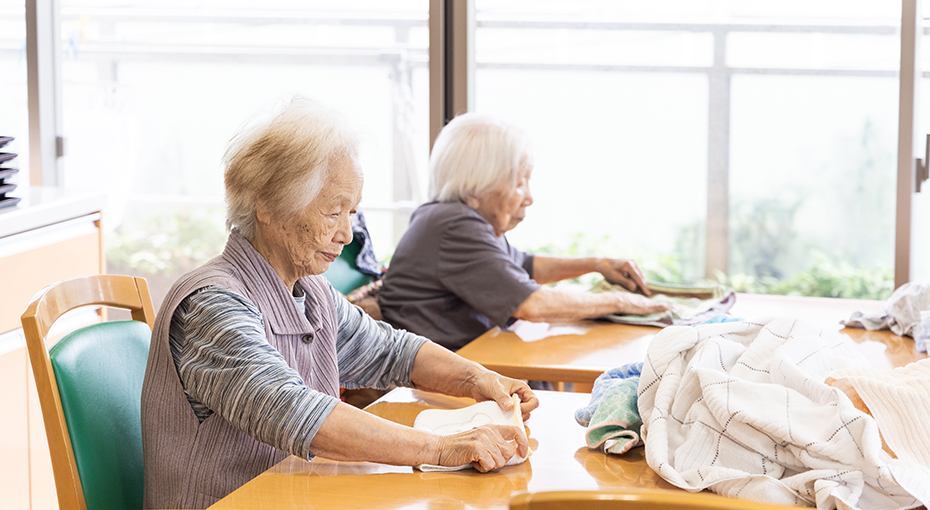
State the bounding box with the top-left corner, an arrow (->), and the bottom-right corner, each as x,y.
0,186 -> 107,239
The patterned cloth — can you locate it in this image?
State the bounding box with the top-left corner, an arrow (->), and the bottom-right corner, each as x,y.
592,280 -> 736,328
575,363 -> 644,455
841,281 -> 930,352
638,317 -> 930,509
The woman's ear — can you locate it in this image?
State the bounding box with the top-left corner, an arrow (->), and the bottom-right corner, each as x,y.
463,195 -> 480,209
255,200 -> 273,225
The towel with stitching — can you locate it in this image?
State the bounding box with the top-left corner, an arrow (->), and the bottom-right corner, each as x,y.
638,317 -> 930,509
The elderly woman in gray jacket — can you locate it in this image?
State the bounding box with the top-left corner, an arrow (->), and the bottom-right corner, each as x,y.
141,98 -> 536,509
379,113 -> 672,352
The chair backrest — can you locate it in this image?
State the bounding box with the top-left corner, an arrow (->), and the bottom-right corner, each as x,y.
323,238 -> 376,294
509,490 -> 805,510
21,275 -> 156,510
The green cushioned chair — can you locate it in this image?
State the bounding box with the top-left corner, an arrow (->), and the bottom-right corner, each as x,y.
323,238 -> 376,295
21,275 -> 156,510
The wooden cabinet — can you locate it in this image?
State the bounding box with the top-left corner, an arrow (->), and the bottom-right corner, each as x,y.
0,346 -> 29,510
0,220 -> 103,334
0,187 -> 106,510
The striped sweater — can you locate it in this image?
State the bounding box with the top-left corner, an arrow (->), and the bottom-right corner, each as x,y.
168,282 -> 427,460
142,230 -> 428,509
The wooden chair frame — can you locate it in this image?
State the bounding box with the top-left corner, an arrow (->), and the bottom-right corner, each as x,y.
509,489 -> 805,510
21,275 -> 156,510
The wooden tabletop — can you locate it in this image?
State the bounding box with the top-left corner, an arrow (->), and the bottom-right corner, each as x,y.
209,389 -> 677,510
455,293 -> 925,384
208,294 -> 925,510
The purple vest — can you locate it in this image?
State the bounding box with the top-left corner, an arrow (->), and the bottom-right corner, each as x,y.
141,230 -> 340,509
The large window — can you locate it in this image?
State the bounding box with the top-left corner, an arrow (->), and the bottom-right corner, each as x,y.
11,0 -> 927,302
914,28 -> 930,283
0,2 -> 28,186
473,0 -> 901,299
57,0 -> 429,306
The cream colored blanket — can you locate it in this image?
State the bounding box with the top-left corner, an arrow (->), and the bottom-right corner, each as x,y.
827,359 -> 930,471
638,317 -> 930,509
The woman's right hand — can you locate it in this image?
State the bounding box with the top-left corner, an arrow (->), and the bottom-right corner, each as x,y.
435,424 -> 529,472
618,293 -> 675,316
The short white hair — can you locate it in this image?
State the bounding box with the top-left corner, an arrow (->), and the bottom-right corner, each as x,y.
224,96 -> 359,240
429,113 -> 532,202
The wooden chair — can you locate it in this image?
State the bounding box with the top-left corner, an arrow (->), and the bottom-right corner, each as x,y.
509,489 -> 806,510
21,275 -> 156,510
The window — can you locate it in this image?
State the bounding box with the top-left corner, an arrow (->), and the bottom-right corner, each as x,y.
0,2 -> 28,185
57,0 -> 429,307
470,0 -> 900,299
914,23 -> 930,283
14,0 -> 925,302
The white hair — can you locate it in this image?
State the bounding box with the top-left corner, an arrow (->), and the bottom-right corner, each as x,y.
223,96 -> 359,240
429,113 -> 532,203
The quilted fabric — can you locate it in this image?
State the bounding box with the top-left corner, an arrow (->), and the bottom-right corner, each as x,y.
638,317 -> 930,509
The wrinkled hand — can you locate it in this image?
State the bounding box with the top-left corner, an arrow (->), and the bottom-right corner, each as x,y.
466,369 -> 539,421
435,424 -> 529,472
617,293 -> 675,316
596,258 -> 651,296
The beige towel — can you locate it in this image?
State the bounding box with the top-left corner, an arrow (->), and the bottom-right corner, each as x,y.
828,358 -> 930,470
413,395 -> 530,472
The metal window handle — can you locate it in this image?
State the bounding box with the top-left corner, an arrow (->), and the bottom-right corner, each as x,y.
918,133 -> 930,193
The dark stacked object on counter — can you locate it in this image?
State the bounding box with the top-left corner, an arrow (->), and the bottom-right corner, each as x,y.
0,136 -> 20,209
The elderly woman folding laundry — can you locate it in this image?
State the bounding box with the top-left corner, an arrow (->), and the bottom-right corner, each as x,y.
378,113 -> 673,352
141,98 -> 537,509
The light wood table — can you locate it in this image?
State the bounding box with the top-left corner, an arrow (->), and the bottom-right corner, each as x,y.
209,389 -> 677,510
209,295 -> 926,510
455,294 -> 925,385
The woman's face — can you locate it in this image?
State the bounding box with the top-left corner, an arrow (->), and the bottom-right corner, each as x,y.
469,161 -> 534,237
260,157 -> 363,281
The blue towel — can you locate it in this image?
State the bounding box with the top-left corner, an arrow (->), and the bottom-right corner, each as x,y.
575,362 -> 644,454
696,313 -> 743,325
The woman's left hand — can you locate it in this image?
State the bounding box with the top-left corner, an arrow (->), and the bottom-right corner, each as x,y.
466,369 -> 539,421
596,258 -> 651,296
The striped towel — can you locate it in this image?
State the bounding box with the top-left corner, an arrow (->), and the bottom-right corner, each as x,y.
592,280 -> 736,328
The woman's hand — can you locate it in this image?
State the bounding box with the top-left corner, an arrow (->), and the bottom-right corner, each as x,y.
595,258 -> 651,296
464,368 -> 539,421
435,424 -> 529,472
617,292 -> 674,315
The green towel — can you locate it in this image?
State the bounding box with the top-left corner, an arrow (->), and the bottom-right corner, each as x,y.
591,279 -> 736,327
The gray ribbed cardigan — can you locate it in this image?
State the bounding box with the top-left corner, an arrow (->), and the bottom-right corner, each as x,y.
141,230 -> 340,509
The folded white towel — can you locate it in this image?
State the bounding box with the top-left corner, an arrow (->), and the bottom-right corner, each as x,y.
413,395 -> 529,472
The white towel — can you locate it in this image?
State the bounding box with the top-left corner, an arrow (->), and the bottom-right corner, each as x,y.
842,281 -> 930,348
828,359 -> 930,470
413,395 -> 530,472
638,317 -> 930,509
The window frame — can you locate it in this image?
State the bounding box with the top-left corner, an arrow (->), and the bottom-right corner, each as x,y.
23,0 -> 928,291
436,0 -> 925,289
